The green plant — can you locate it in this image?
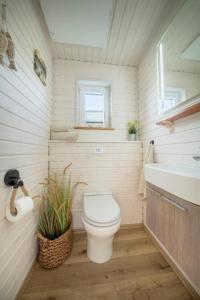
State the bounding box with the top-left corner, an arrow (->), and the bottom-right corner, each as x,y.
38,163 -> 86,240
127,120 -> 138,134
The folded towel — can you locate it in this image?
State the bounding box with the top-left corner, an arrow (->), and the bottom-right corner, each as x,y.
138,142 -> 154,199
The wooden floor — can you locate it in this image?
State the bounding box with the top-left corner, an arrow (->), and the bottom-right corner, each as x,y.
20,227 -> 193,300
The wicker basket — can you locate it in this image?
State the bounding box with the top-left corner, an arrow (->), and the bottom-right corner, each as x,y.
37,224 -> 73,269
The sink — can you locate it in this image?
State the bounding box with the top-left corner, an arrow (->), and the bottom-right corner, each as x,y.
144,163 -> 200,206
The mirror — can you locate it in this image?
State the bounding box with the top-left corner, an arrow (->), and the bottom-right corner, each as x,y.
157,0 -> 200,115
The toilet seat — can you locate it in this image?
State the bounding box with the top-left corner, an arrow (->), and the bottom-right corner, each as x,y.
83,192 -> 120,227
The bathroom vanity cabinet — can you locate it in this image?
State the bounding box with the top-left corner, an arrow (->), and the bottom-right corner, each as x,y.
146,183 -> 200,293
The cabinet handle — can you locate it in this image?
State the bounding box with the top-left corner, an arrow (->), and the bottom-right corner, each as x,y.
147,187 -> 187,212
162,196 -> 187,212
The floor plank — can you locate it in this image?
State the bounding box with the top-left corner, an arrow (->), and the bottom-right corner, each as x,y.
20,227 -> 193,300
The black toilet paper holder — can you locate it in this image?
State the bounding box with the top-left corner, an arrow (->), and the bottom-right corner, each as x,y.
4,169 -> 29,215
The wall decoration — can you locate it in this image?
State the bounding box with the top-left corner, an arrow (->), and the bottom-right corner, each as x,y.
34,50 -> 47,86
0,1 -> 17,70
6,32 -> 17,70
0,31 -> 8,65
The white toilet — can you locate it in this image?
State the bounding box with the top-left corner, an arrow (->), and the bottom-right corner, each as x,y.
82,192 -> 121,264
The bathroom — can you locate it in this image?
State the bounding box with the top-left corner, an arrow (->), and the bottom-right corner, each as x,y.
0,0 -> 200,299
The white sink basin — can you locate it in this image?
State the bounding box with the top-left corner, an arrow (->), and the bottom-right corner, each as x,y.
144,163 -> 200,206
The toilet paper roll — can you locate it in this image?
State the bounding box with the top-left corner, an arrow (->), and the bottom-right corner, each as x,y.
6,196 -> 33,223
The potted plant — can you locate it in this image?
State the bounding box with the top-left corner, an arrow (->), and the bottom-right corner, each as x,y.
37,163 -> 86,269
127,120 -> 138,141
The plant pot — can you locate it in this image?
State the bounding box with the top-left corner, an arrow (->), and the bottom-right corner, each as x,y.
37,223 -> 73,269
128,133 -> 136,141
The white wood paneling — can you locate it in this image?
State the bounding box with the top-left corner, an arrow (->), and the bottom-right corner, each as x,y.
50,0 -> 184,66
0,0 -> 52,299
49,141 -> 143,228
139,45 -> 200,163
53,60 -> 138,141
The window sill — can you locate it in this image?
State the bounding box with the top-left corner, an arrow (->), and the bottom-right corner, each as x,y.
74,126 -> 115,131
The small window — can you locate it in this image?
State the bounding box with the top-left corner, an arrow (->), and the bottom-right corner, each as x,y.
76,80 -> 111,128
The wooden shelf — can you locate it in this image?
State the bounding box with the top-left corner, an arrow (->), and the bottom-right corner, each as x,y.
156,102 -> 200,126
74,126 -> 115,130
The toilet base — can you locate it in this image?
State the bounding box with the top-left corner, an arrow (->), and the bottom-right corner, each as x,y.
87,234 -> 113,263
82,218 -> 120,264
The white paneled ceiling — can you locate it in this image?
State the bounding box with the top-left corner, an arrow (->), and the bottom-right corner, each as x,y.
40,0 -> 185,66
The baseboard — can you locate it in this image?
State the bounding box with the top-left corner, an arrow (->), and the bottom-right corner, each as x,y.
144,224 -> 200,300
16,258 -> 36,300
72,223 -> 144,234
72,228 -> 86,234
120,223 -> 143,229
72,208 -> 144,230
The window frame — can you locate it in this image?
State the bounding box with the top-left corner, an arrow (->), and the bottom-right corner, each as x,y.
76,80 -> 112,128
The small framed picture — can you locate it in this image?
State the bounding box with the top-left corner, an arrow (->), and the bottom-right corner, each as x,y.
34,50 -> 47,86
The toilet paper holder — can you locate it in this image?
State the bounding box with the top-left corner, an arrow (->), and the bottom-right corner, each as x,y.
4,169 -> 29,215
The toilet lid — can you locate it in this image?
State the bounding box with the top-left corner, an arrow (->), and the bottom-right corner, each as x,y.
83,193 -> 120,225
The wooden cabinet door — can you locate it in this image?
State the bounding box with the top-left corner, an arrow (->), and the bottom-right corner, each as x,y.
146,186 -> 182,258
146,186 -> 160,236
175,197 -> 200,290
146,184 -> 200,292
158,194 -> 184,263
157,194 -> 176,255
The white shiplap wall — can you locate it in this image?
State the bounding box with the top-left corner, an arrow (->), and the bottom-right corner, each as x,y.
49,141 -> 143,228
139,46 -> 200,177
51,60 -> 142,228
53,60 -> 138,142
137,0 -> 200,170
0,0 -> 52,299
